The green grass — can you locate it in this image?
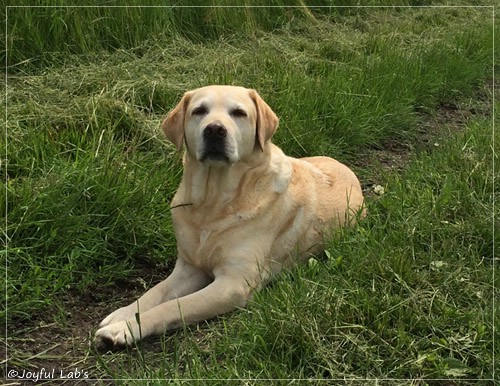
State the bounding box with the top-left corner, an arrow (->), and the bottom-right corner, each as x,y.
2,2 -> 496,384
4,0 -> 320,69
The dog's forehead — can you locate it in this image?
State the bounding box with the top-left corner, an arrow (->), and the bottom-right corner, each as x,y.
189,86 -> 253,107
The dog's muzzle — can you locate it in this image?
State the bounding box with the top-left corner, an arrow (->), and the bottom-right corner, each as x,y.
200,123 -> 230,163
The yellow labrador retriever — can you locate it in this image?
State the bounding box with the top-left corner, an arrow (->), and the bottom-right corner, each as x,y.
94,85 -> 365,350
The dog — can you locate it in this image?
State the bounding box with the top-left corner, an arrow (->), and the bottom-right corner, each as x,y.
94,85 -> 365,351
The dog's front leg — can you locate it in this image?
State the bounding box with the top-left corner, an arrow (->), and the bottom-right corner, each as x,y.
94,270 -> 254,350
96,259 -> 211,330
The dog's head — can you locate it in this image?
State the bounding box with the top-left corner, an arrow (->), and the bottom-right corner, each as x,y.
162,85 -> 278,165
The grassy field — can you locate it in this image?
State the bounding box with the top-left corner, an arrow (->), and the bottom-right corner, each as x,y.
3,2 -> 497,384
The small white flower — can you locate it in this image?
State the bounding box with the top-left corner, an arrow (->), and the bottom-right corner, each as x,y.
430,260 -> 447,269
373,185 -> 385,195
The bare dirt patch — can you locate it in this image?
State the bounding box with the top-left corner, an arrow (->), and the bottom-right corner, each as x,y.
3,264 -> 171,384
358,85 -> 492,197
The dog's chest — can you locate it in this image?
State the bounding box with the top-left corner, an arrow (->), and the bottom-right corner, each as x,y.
171,204 -> 256,272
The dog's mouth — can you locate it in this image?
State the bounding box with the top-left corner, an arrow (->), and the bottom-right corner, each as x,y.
200,150 -> 230,163
200,139 -> 231,163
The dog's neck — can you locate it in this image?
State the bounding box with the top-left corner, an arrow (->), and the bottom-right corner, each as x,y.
174,143 -> 290,208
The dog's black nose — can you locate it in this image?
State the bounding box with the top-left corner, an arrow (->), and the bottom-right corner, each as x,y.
204,123 -> 227,139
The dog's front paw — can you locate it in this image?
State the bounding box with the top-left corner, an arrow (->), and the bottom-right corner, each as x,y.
99,304 -> 139,328
94,321 -> 140,352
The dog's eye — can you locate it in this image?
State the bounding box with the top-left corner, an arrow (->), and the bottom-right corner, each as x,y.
230,108 -> 247,118
192,106 -> 208,116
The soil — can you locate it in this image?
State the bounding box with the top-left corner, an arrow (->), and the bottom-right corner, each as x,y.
357,95 -> 490,196
3,265 -> 172,384
2,85 -> 493,384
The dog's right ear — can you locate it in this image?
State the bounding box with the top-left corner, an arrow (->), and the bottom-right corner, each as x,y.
249,89 -> 279,151
162,91 -> 191,151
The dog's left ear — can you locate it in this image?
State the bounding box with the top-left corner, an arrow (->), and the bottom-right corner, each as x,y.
162,91 -> 192,151
249,89 -> 279,151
